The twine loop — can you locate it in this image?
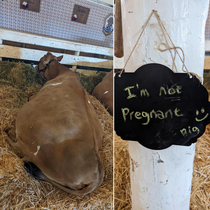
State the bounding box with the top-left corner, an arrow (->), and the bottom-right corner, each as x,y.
119,10 -> 200,81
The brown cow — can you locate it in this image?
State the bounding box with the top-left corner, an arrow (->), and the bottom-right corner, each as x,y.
92,70 -> 113,115
7,52 -> 104,196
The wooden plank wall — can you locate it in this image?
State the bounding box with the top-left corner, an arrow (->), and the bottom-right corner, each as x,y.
0,28 -> 113,71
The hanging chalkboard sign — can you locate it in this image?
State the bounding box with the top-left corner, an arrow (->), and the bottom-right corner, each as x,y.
115,63 -> 210,150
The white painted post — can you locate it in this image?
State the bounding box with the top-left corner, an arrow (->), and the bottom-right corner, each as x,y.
120,0 -> 209,209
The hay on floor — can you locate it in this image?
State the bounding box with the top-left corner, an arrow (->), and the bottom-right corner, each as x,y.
114,134 -> 131,210
190,125 -> 210,210
0,61 -> 113,209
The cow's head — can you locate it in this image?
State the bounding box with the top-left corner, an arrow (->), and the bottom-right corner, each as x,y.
35,52 -> 63,80
32,140 -> 104,196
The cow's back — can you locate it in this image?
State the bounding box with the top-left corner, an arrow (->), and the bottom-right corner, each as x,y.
15,71 -> 102,160
92,71 -> 113,115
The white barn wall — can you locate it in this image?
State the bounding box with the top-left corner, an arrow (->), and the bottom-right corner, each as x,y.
0,0 -> 113,48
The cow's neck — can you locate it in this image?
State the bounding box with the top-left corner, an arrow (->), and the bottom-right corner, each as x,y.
48,61 -> 69,80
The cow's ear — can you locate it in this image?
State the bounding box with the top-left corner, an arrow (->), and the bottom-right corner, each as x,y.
57,55 -> 63,62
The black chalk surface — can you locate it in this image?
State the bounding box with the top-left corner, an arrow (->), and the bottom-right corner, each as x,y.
114,63 -> 210,150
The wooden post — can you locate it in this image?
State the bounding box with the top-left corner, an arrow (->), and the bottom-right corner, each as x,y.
114,0 -> 124,69
72,51 -> 80,71
114,0 -> 124,70
114,0 -> 123,58
119,0 -> 209,209
0,39 -> 2,61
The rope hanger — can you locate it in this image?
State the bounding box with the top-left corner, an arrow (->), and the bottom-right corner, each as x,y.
119,10 -> 201,81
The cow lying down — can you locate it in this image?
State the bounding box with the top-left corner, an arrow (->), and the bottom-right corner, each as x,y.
7,52 -> 104,196
92,70 -> 113,115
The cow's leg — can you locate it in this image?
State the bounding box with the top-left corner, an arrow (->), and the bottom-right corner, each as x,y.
28,93 -> 37,101
4,131 -> 25,158
24,161 -> 45,181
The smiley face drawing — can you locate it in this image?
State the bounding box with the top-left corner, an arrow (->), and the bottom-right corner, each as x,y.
195,108 -> 209,122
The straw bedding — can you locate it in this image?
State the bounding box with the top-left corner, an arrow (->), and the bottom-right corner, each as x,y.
114,135 -> 131,210
114,73 -> 210,210
2,60 -> 210,210
190,126 -> 210,210
190,74 -> 210,210
0,61 -> 113,210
